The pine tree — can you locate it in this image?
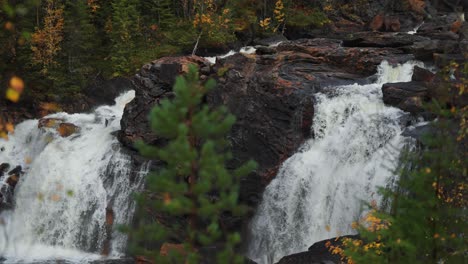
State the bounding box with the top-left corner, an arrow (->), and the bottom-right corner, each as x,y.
141,0 -> 176,31
129,65 -> 257,264
110,0 -> 140,75
50,0 -> 100,94
62,0 -> 98,75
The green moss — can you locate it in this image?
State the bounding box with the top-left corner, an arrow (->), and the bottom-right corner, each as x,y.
217,66 -> 230,77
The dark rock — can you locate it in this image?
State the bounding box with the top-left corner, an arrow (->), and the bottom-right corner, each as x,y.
428,31 -> 460,40
253,35 -> 288,46
412,66 -> 436,82
277,38 -> 414,76
382,82 -> 429,113
405,39 -> 460,60
427,0 -> 468,12
418,12 -> 460,33
119,56 -> 210,150
460,39 -> 468,57
402,123 -> 435,144
5,166 -> 22,189
0,163 -> 10,176
255,46 -> 277,55
276,236 -> 359,264
342,32 -> 428,48
8,165 -> 22,176
5,174 -> 20,189
459,22 -> 468,40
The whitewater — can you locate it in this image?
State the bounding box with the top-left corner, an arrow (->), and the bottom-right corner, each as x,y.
0,90 -> 146,263
247,61 -> 422,264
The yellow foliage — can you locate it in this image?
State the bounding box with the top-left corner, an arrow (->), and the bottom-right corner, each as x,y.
6,88 -> 20,102
31,0 -> 64,73
274,0 -> 285,23
259,18 -> 271,30
192,0 -> 232,37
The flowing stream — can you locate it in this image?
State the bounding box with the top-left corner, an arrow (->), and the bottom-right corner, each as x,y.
247,61 -> 422,264
0,91 -> 146,263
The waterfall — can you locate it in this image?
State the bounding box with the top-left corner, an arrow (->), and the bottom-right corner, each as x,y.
0,90 -> 146,263
247,61 -> 422,264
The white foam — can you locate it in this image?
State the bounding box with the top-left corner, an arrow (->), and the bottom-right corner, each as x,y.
247,61 -> 423,264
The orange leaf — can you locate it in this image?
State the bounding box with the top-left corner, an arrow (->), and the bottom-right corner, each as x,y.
5,123 -> 14,133
9,76 -> 24,93
50,194 -> 61,202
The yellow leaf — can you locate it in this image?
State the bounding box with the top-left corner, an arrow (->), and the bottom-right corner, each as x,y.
6,88 -> 20,102
325,225 -> 331,232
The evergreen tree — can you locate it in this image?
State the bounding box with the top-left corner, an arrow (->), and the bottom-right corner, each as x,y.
129,65 -> 257,264
50,0 -> 100,94
140,0 -> 176,31
110,0 -> 140,75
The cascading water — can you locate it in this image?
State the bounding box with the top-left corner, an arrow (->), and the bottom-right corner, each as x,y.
0,90 -> 146,263
247,61 -> 422,264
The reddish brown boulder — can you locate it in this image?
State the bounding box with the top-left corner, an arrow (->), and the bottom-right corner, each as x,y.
384,16 -> 401,32
370,14 -> 384,31
57,123 -> 79,137
38,118 -> 64,129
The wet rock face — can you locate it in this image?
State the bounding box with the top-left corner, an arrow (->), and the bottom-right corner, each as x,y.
275,236 -> 359,264
0,165 -> 23,210
382,82 -> 429,113
119,37 -> 424,207
118,56 -> 209,150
